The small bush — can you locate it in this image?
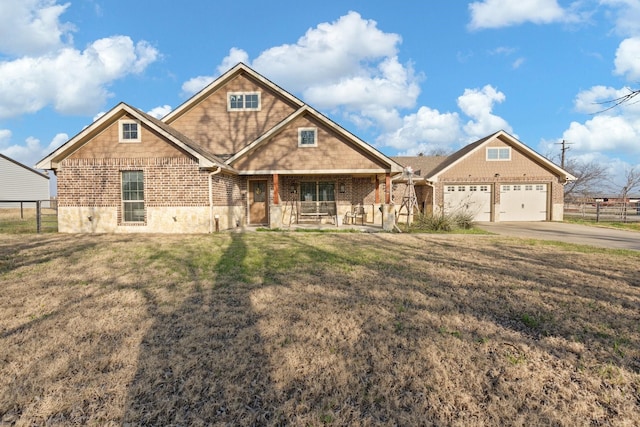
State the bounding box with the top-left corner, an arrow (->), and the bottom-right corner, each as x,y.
410,211 -> 475,232
451,211 -> 475,229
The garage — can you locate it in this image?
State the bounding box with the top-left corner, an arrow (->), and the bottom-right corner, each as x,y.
499,184 -> 547,221
444,184 -> 492,221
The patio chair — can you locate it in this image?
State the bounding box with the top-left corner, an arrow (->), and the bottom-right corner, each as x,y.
345,205 -> 365,225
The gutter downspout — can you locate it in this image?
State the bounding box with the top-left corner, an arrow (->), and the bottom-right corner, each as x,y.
208,166 -> 222,233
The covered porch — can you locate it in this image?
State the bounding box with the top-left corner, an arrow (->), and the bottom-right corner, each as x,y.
265,173 -> 394,229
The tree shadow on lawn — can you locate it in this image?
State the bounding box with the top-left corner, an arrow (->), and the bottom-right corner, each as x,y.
122,232 -> 280,425
121,232 -> 640,425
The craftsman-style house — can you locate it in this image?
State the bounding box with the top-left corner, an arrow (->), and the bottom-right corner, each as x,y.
36,64 -> 574,233
36,63 -> 403,233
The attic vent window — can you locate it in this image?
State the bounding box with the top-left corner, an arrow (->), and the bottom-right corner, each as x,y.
228,92 -> 261,111
486,147 -> 510,161
298,128 -> 317,147
119,120 -> 141,143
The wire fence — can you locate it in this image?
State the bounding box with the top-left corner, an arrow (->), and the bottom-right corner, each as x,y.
564,201 -> 640,223
0,199 -> 58,233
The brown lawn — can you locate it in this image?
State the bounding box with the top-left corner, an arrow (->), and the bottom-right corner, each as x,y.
0,232 -> 639,426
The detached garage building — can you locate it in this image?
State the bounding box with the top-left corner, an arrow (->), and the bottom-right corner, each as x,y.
393,130 -> 575,222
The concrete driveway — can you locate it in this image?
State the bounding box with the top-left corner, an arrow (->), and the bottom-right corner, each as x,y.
476,222 -> 640,251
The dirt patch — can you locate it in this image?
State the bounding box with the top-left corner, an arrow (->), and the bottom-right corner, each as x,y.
1,232 -> 638,425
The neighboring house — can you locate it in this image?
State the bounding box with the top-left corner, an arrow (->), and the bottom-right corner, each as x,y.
0,153 -> 50,208
36,63 -> 404,233
393,130 -> 575,222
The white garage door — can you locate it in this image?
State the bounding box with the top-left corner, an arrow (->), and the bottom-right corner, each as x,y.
500,184 -> 547,221
444,184 -> 492,221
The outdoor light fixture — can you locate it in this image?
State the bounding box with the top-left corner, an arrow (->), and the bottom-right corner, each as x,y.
339,183 -> 346,193
290,183 -> 297,193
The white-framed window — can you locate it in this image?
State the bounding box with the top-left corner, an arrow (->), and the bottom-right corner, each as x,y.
298,127 -> 317,147
502,185 -> 511,191
513,185 -> 521,191
227,92 -> 261,111
525,185 -> 533,191
458,186 -> 465,192
122,170 -> 144,222
447,186 -> 455,192
486,147 -> 511,161
470,185 -> 477,191
536,184 -> 544,191
119,120 -> 141,143
480,185 -> 488,192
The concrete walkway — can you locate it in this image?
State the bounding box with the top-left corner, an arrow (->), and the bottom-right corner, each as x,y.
476,221 -> 640,251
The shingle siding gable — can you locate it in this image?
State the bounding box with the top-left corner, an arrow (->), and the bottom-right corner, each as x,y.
167,72 -> 299,157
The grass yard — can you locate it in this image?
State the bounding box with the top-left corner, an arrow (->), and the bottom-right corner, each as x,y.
1,232 -> 639,426
0,208 -> 57,234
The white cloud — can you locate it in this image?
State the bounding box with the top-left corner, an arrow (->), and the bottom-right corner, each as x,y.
181,75 -> 215,97
147,105 -> 172,119
252,12 -> 419,134
0,0 -> 74,56
601,0 -> 640,37
180,48 -> 250,97
376,106 -> 462,153
252,12 -> 403,91
303,57 -> 419,112
217,47 -> 249,75
181,11 -> 514,155
562,114 -> 640,153
568,84 -> 640,159
0,132 -> 67,168
614,37 -> 640,81
457,85 -> 512,140
0,1 -> 159,119
468,0 -> 569,30
177,11 -> 423,143
0,36 -> 159,118
512,57 -> 526,69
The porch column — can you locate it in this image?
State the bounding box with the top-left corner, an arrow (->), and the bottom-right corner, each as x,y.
385,173 -> 391,204
273,173 -> 279,204
270,173 -> 283,229
382,172 -> 395,231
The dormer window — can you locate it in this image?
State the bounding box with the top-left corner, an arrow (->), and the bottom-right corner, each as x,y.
486,147 -> 510,161
298,128 -> 317,147
119,120 -> 141,143
228,92 -> 261,111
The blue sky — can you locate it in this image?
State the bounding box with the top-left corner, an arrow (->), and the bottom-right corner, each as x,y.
2,0 -> 640,191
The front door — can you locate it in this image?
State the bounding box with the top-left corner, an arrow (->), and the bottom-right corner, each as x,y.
249,180 -> 268,225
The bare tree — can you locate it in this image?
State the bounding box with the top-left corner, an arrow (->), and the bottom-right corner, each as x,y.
617,167 -> 640,221
561,158 -> 610,202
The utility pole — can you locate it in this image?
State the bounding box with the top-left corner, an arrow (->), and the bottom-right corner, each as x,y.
557,139 -> 572,169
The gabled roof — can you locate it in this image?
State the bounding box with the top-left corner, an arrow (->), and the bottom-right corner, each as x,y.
163,62 -> 304,125
36,102 -> 235,172
227,104 -> 404,173
0,153 -> 50,180
391,155 -> 449,177
423,130 -> 575,182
